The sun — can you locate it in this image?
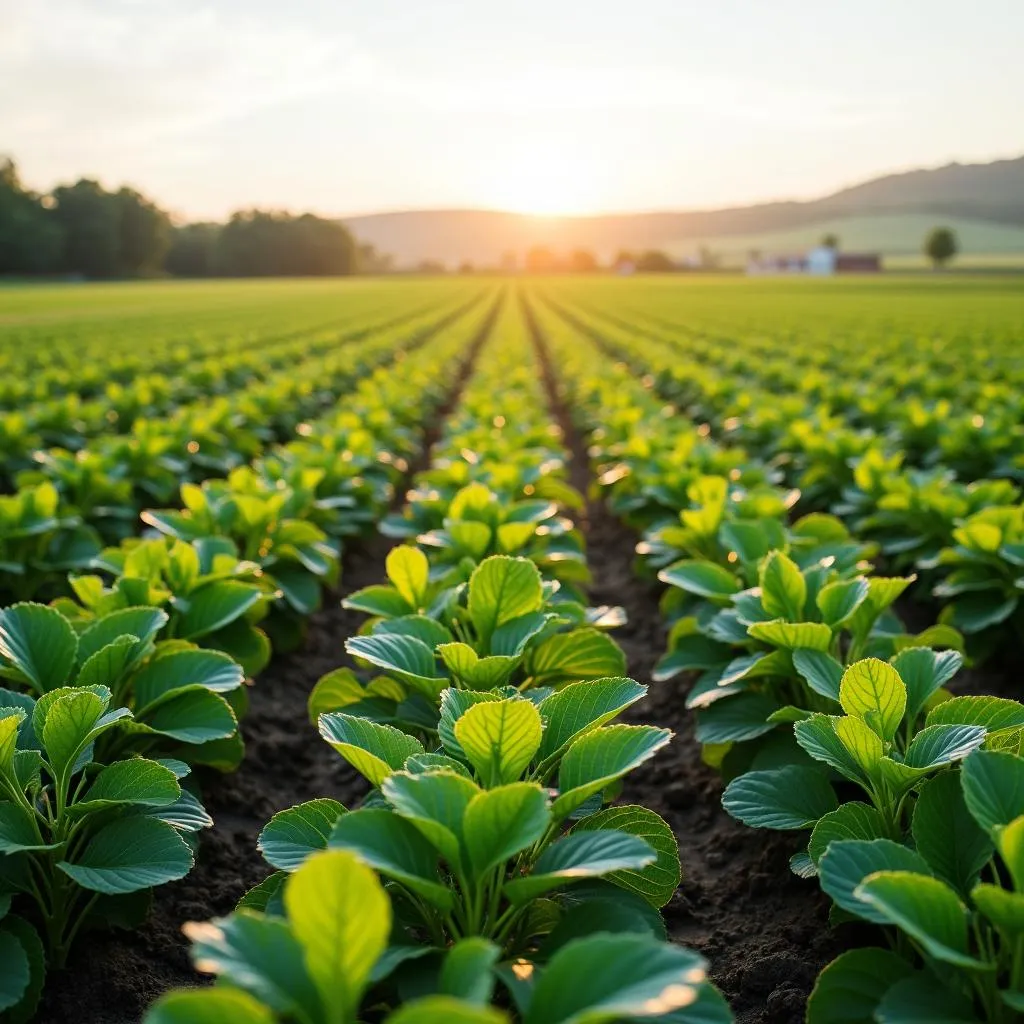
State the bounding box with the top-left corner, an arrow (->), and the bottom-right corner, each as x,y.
479,146 -> 607,217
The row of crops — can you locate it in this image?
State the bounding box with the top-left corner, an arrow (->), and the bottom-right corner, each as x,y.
1,276 -> 1022,1023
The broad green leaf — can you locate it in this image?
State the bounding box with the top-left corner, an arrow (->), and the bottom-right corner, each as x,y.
961,749 -> 1024,833
386,545 -> 430,609
996,815 -> 1024,892
0,804 -> 59,854
723,766 -> 837,830
903,725 -> 986,770
806,947 -> 914,1024
693,693 -> 781,745
0,708 -> 26,776
75,636 -> 141,692
467,557 -> 544,647
342,585 -> 412,618
808,803 -> 889,866
179,582 -> 263,640
258,798 -> 346,871
0,603 -> 78,695
0,931 -> 30,1014
972,883 -> 1024,936
329,807 -> 452,909
835,716 -> 885,778
854,871 -> 987,969
182,910 -> 320,1020
554,725 -> 672,818
818,839 -> 931,924
138,689 -> 238,744
525,933 -> 709,1024
537,678 -> 646,762
463,783 -> 550,876
133,650 -> 244,711
58,817 -> 193,894
528,629 -> 627,683
454,698 -> 543,786
42,688 -> 120,780
319,714 -> 425,787
72,758 -> 180,813
381,770 -> 480,872
839,659 -> 906,741
438,689 -> 502,760
77,607 -> 167,665
874,973 -> 981,1024
439,938 -> 500,1004
0,915 -> 43,1022
816,578 -> 870,627
892,647 -> 963,723
912,773 -> 993,895
926,696 -> 1024,733
747,620 -> 832,652
795,715 -> 870,785
437,644 -> 517,689
571,805 -> 680,907
657,560 -> 740,600
346,634 -> 447,700
284,850 -> 391,1024
759,550 -> 806,622
504,829 -> 654,904
792,649 -> 844,702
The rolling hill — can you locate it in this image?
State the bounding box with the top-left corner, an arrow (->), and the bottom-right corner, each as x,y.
342,153 -> 1024,267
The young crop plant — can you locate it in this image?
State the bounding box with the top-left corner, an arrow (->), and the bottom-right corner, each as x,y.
143,849 -> 731,1024
54,535 -> 275,677
0,601 -> 247,770
0,684 -> 210,1018
316,551 -> 627,736
722,655 -> 1024,874
807,748 -> 1024,1023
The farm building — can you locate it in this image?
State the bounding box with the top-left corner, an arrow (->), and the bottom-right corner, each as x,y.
747,246 -> 882,275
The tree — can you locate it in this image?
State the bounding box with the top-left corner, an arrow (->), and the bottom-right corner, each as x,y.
569,249 -> 598,272
525,246 -> 557,272
51,180 -> 120,278
636,250 -> 675,273
115,187 -> 171,276
165,223 -> 220,277
0,158 -> 63,274
821,233 -> 839,250
924,227 -> 958,268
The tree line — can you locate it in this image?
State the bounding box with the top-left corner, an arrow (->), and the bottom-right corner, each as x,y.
0,157 -> 368,279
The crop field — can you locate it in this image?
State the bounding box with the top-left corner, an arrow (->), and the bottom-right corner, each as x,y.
0,273 -> 1023,1024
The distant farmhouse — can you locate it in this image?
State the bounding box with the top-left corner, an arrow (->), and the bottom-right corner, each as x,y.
747,246 -> 881,275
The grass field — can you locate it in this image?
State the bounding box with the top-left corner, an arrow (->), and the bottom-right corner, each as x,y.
2,273 -> 1024,1024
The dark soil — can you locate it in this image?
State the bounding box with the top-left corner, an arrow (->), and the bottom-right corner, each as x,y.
523,292 -> 845,1024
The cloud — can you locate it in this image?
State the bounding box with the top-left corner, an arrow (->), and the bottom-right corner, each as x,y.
0,0 -> 362,150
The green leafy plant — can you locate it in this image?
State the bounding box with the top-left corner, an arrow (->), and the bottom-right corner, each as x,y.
143,849 -> 730,1024
0,685 -> 209,1016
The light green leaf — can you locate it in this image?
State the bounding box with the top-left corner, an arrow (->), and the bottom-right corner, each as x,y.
319,714 -> 425,787
554,725 -> 672,818
467,556 -> 544,647
386,545 -> 430,609
439,938 -> 501,1005
760,550 -> 807,622
528,629 -> 627,684
284,850 -> 391,1024
454,698 -> 543,787
747,620 -> 832,652
537,678 -> 646,762
839,659 -> 906,741
388,996 -> 507,1024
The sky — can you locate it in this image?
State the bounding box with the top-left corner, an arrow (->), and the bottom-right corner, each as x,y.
3,0 -> 1023,221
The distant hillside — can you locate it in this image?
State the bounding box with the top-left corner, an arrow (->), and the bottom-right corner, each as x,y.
342,154 -> 1024,266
